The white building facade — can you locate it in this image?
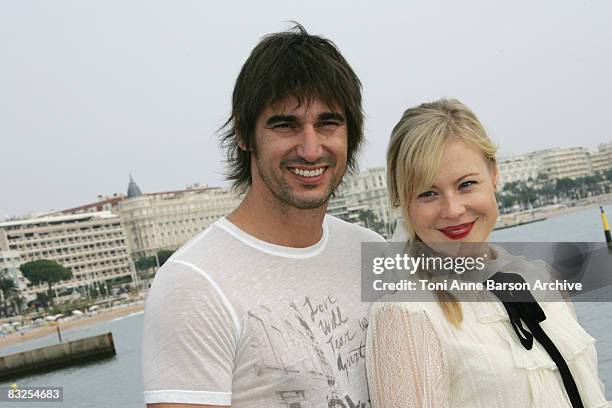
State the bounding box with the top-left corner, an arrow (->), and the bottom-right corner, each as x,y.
0,212 -> 136,299
118,186 -> 242,259
589,142 -> 612,174
0,250 -> 28,292
497,153 -> 540,188
537,147 -> 591,180
329,167 -> 396,236
497,145 -> 608,188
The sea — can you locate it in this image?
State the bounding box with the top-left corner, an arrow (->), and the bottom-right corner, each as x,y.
1,203 -> 611,407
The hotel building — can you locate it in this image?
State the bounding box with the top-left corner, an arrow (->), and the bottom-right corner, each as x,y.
589,142 -> 612,174
497,153 -> 540,188
0,212 -> 136,299
537,147 -> 591,180
118,180 -> 242,259
329,167 -> 396,236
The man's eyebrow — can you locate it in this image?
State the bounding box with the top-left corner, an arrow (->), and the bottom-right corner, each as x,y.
265,115 -> 297,126
319,112 -> 345,122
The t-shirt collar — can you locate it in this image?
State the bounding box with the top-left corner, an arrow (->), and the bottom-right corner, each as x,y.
214,216 -> 329,259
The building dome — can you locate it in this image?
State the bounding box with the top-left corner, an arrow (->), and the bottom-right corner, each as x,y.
127,175 -> 143,199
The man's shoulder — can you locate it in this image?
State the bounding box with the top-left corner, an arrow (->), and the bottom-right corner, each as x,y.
326,215 -> 386,243
147,220 -> 240,302
169,219 -> 237,262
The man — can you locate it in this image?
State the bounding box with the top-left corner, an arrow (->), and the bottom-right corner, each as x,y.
142,23 -> 384,408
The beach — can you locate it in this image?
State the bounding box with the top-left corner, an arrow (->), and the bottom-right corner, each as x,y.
536,195 -> 612,218
0,302 -> 144,349
495,194 -> 612,229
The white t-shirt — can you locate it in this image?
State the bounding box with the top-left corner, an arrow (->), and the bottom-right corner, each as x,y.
142,215 -> 384,407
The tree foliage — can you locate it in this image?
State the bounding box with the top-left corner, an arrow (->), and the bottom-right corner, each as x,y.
135,256 -> 156,271
0,268 -> 18,317
358,210 -> 392,237
135,249 -> 176,271
0,269 -> 17,296
498,171 -> 612,212
20,260 -> 72,305
157,250 -> 174,266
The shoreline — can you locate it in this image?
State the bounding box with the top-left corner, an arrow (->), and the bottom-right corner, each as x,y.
0,303 -> 144,350
536,198 -> 611,219
497,195 -> 612,227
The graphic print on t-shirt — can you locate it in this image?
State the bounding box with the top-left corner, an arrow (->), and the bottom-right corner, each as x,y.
247,293 -> 369,408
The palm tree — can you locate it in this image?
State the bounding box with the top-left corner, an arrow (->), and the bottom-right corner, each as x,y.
10,294 -> 25,315
0,268 -> 19,317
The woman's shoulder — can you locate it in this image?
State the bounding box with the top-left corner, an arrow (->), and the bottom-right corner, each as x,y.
369,293 -> 441,322
367,299 -> 449,351
490,245 -> 563,296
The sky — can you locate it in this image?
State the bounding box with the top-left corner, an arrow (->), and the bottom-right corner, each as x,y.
1,0 -> 611,218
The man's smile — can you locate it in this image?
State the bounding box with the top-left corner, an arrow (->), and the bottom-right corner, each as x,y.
287,166 -> 327,178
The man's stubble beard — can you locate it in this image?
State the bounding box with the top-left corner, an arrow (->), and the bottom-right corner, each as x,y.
256,160 -> 344,210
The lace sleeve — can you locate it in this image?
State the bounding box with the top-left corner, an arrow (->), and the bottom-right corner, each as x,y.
366,303 -> 449,408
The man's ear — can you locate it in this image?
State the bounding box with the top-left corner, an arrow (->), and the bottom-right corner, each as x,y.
237,133 -> 248,151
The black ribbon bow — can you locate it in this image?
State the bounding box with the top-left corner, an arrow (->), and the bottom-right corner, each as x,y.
487,272 -> 584,408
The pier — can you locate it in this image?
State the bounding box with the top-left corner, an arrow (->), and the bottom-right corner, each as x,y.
0,332 -> 116,380
495,211 -> 546,230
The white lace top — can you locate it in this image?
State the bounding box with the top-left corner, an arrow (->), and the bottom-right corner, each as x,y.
365,248 -> 609,408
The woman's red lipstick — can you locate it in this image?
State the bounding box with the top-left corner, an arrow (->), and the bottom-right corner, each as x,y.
437,221 -> 475,240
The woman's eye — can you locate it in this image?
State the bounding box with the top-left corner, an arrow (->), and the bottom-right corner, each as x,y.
459,180 -> 476,189
417,190 -> 437,199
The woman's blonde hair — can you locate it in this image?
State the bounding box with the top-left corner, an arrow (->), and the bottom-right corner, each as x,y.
386,98 -> 497,326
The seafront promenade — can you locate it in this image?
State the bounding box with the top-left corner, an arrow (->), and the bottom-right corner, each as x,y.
0,302 -> 144,349
495,193 -> 612,230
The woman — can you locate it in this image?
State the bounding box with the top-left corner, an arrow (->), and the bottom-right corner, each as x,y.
366,99 -> 608,407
